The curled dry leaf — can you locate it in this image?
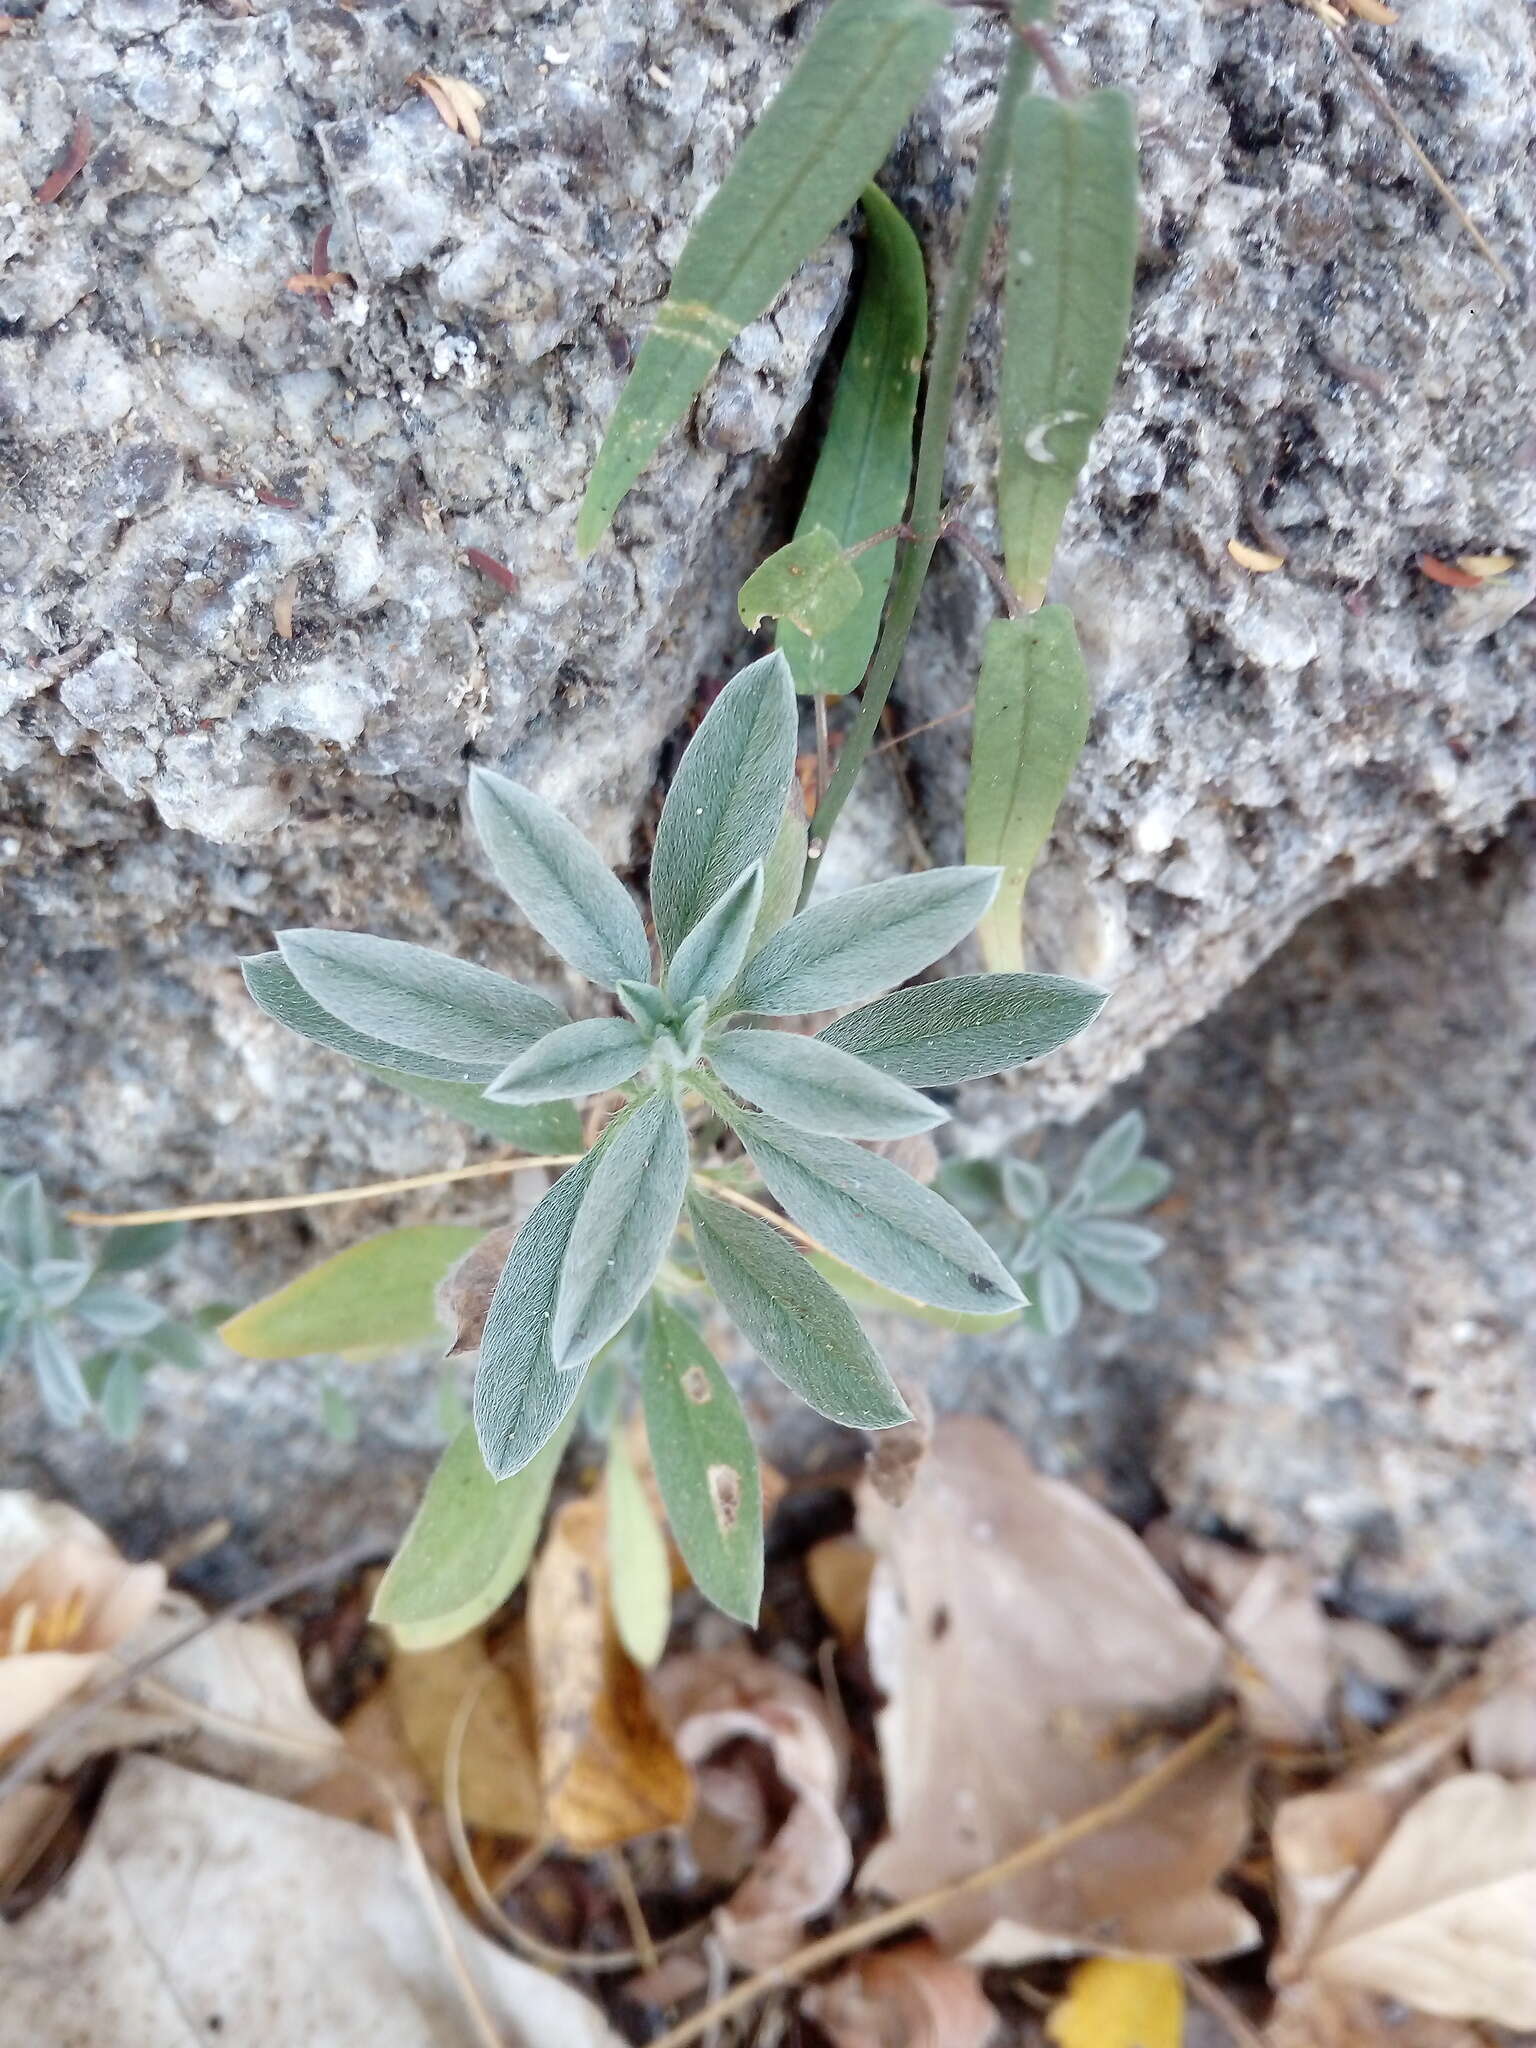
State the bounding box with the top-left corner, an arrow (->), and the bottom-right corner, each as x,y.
438,1225 -> 519,1355
1455,551 -> 1516,579
465,547 -> 519,595
1343,0 -> 1399,25
803,1938 -> 999,2048
858,1418 -> 1258,1964
866,1374 -> 933,1509
386,1627 -> 541,1838
408,69 -> 487,145
34,112 -> 91,204
1416,553 -> 1483,590
653,1646 -> 852,1970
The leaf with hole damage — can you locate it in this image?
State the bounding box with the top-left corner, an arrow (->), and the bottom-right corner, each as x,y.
740,527 -> 862,638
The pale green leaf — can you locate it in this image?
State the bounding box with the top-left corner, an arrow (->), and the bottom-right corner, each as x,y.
1031,1251 -> 1082,1337
468,766 -> 651,989
642,1294 -> 763,1623
1073,1253 -> 1158,1314
218,1225 -> 483,1359
94,1220 -> 184,1275
616,980 -> 674,1034
818,971 -> 1105,1085
687,1188 -> 909,1428
605,1434 -> 672,1668
485,1016 -> 649,1105
551,1092 -> 690,1372
243,952 -> 513,1085
805,1248 -> 1021,1334
1060,1217 -> 1163,1265
1,1175 -> 62,1267
734,867 -> 999,1016
371,1419 -> 573,1651
965,610 -> 1091,972
725,1107 -> 1022,1315
740,527 -> 863,637
779,184 -> 926,696
320,1380 -> 359,1445
999,88 -> 1138,605
1094,1157 -> 1173,1213
98,1352 -> 144,1441
74,1286 -> 164,1339
708,1027 -> 945,1139
748,801 -> 809,961
28,1322 -> 90,1427
576,0 -> 955,551
666,863 -> 764,1013
651,652 -> 798,960
360,1065 -> 583,1152
1069,1110 -> 1147,1202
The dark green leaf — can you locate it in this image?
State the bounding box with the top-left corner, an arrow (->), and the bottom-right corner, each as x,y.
360,1065 -> 583,1152
687,1189 -> 908,1428
734,867 -> 999,1016
605,1434 -> 672,1667
485,1016 -> 650,1105
276,931 -> 565,1070
964,610 -> 1091,972
708,1027 -> 945,1139
552,1093 -> 689,1371
779,184 -> 926,696
467,767 -> 652,989
818,972 -> 1105,1085
576,0 -> 955,550
651,653 -> 798,960
666,863 -> 764,1013
643,1293 -> 763,1623
219,1225 -> 484,1359
740,527 -> 863,637
243,952 -> 512,1085
93,1220 -> 185,1275
725,1108 -> 1022,1315
999,88 -> 1138,605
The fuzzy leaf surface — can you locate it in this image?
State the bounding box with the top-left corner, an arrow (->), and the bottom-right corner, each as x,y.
485,1017 -> 650,1105
360,1065 -> 583,1151
219,1225 -> 483,1359
651,653 -> 798,959
807,1249 -> 1021,1333
818,972 -> 1105,1085
468,767 -> 651,988
551,1093 -> 690,1371
687,1189 -> 909,1428
666,863 -> 764,1013
708,1028 -> 945,1139
243,952 -> 517,1084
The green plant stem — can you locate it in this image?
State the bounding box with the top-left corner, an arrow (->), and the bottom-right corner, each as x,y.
799,32 -> 1035,904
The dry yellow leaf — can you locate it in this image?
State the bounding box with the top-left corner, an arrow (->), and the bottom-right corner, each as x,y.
1345,0 -> 1398,22
387,1628 -> 541,1838
1046,1956 -> 1185,2048
1227,538 -> 1286,574
806,1534 -> 875,1648
407,69 -> 486,146
1454,552 -> 1516,580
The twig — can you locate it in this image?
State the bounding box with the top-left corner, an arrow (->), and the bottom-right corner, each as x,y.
647,1708 -> 1241,2048
609,1848 -> 660,1974
1014,22 -> 1076,100
940,517 -> 1024,618
1183,1964 -> 1268,2048
66,1154 -> 582,1228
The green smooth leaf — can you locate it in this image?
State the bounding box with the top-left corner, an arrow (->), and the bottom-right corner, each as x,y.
708,1027 -> 945,1139
725,1108 -> 1023,1315
999,88 -> 1138,605
687,1189 -> 909,1429
666,863 -> 764,1013
733,867 -> 999,1016
98,1351 -> 144,1441
605,1434 -> 672,1668
244,953 -> 511,1085
779,184 -> 926,696
219,1225 -> 484,1360
93,1220 -> 184,1275
805,1249 -> 1021,1334
651,652 -> 798,960
372,1418 -> 574,1651
818,971 -> 1106,1085
276,931 -> 565,1070
360,1065 -> 583,1152
467,767 -> 651,989
965,610 -> 1091,972
1001,1157 -> 1051,1220
576,0 -> 955,551
642,1294 -> 763,1624
740,527 -> 863,638
474,1152 -> 600,1478
552,1093 -> 690,1371
144,1319 -> 204,1371
485,1016 -> 649,1106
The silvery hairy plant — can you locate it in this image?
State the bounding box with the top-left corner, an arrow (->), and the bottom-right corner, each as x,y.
0,1174 -> 204,1439
243,652 -> 1106,1623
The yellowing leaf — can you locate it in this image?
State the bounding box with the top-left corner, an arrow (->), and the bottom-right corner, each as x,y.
1047,1957 -> 1185,2048
604,1435 -> 671,1669
386,1629 -> 541,1838
219,1225 -> 484,1360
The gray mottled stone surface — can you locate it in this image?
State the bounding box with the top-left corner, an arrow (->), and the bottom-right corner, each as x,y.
2,0 -> 1533,1621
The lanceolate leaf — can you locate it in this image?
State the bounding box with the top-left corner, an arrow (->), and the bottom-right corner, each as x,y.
748,800 -> 809,961
708,1027 -> 945,1139
219,1225 -> 483,1359
726,1108 -> 1023,1315
999,88 -> 1138,606
361,1065 -> 583,1151
276,930 -> 565,1069
485,1016 -> 649,1105
666,862 -> 764,1013
779,183 -> 926,697
474,1152 -> 600,1478
1068,1110 -> 1147,1204
467,767 -> 651,989
806,1249 -> 1021,1334
734,867 -> 999,1016
964,610 -> 1091,972
818,972 -> 1106,1086
244,952 -> 513,1084
371,1419 -> 574,1651
740,527 -> 862,637
551,1093 -> 690,1372
642,1294 -> 763,1624
651,653 -> 798,959
605,1435 -> 672,1668
576,0 -> 956,552
93,1220 -> 184,1275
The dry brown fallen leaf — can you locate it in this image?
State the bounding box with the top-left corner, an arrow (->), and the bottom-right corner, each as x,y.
387,1627 -> 541,1839
867,1376 -> 933,1508
806,1534 -> 876,1648
408,69 -> 487,145
304,1682 -> 457,1881
803,1937 -> 999,2048
1301,1774 -> 1536,2026
653,1645 -> 852,1971
1467,1619 -> 1536,1778
1265,1982 -> 1484,2048
858,1418 -> 1258,1965
527,1496 -> 692,1854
